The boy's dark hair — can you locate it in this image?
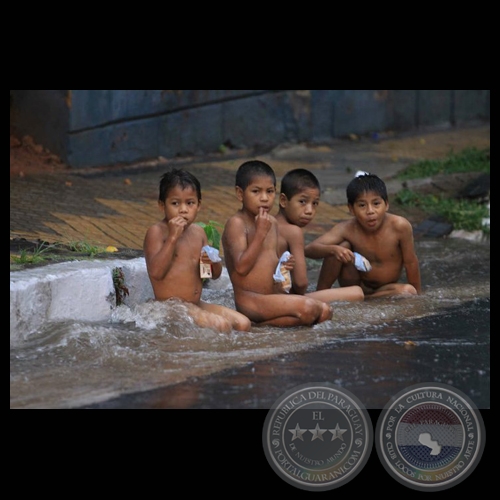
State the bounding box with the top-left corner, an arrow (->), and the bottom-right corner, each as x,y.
235,160 -> 276,190
158,168 -> 202,203
346,173 -> 388,205
280,168 -> 320,199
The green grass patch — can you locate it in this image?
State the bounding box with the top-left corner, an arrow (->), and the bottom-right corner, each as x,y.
10,239 -> 110,269
395,189 -> 490,232
10,241 -> 60,265
396,147 -> 490,180
394,147 -> 490,233
66,240 -> 107,257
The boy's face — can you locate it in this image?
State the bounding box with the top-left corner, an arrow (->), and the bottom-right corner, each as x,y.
280,187 -> 320,228
349,190 -> 389,231
159,185 -> 201,224
237,175 -> 276,216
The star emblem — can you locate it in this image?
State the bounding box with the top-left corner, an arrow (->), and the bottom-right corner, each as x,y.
309,423 -> 327,441
288,423 -> 307,441
329,423 -> 347,441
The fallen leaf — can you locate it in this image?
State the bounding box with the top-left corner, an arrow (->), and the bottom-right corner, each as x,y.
404,340 -> 418,350
65,181 -> 72,187
124,178 -> 132,185
105,246 -> 119,253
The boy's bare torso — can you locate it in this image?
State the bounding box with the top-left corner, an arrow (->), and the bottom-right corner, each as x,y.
223,211 -> 283,299
340,215 -> 405,289
147,222 -> 206,303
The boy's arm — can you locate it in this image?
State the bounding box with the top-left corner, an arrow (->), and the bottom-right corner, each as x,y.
209,260 -> 223,280
143,218 -> 185,281
304,224 -> 353,260
284,226 -> 308,294
399,219 -> 422,294
223,209 -> 273,276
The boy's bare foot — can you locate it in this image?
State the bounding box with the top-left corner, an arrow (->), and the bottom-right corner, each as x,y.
186,304 -> 232,333
319,303 -> 334,323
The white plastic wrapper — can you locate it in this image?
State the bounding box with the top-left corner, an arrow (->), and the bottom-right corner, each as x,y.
201,245 -> 222,262
353,252 -> 372,272
273,251 -> 292,293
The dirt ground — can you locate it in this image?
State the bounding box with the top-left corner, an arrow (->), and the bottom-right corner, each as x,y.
10,134 -> 69,177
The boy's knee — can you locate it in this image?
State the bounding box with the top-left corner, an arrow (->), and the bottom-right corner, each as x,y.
353,286 -> 365,301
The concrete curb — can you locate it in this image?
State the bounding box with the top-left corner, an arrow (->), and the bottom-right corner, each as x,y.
10,258 -> 154,344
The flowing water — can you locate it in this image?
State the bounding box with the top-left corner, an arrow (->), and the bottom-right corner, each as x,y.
10,237 -> 490,410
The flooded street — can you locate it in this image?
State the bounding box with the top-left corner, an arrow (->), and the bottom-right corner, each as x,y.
10,237 -> 490,410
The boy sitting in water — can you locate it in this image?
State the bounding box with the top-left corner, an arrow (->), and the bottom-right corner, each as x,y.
305,172 -> 421,299
275,168 -> 364,302
143,168 -> 251,333
222,160 -> 333,327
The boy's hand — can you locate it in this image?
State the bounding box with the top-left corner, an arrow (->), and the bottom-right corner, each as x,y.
332,245 -> 355,264
255,207 -> 273,235
168,216 -> 188,239
283,253 -> 296,270
200,251 -> 212,264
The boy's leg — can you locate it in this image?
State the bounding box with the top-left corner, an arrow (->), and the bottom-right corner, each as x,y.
317,241 -> 362,290
307,285 -> 364,303
184,302 -> 232,333
316,255 -> 341,290
338,264 -> 362,287
236,292 -> 331,327
200,301 -> 252,332
363,283 -> 418,300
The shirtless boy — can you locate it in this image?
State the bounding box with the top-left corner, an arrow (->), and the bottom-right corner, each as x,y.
276,168 -> 364,302
222,160 -> 333,327
305,172 -> 421,299
143,168 -> 251,333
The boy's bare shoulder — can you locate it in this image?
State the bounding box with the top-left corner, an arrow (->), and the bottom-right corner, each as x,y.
145,220 -> 166,236
279,220 -> 303,239
386,213 -> 413,230
326,218 -> 355,232
190,222 -> 206,236
224,212 -> 244,228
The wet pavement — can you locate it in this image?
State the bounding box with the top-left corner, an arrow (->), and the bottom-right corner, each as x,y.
10,124 -> 491,252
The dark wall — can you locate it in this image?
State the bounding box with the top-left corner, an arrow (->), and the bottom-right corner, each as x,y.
10,90 -> 490,169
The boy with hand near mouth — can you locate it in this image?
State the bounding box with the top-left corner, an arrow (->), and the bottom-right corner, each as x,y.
143,168 -> 251,333
222,160 -> 333,327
